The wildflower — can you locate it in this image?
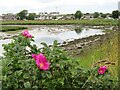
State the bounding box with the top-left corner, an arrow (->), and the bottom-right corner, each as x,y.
22,30 -> 32,38
98,66 -> 107,74
32,53 -> 50,70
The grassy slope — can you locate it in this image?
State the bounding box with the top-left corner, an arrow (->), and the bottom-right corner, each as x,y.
0,59 -> 2,81
75,31 -> 118,78
1,19 -> 118,25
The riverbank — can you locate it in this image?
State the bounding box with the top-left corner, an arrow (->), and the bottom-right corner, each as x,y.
60,31 -> 118,78
0,26 -> 28,32
1,19 -> 118,26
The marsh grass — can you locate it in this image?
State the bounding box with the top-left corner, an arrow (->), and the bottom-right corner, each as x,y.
0,26 -> 28,32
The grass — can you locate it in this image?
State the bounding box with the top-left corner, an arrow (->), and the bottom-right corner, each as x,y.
0,59 -> 2,81
1,19 -> 118,26
75,31 -> 118,78
75,47 -> 106,68
0,26 -> 28,32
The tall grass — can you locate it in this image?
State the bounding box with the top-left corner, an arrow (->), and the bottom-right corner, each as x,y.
0,59 -> 2,81
75,31 -> 118,78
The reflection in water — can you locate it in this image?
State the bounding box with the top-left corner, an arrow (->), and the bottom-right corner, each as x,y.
75,27 -> 82,34
0,25 -> 105,56
34,35 -> 64,46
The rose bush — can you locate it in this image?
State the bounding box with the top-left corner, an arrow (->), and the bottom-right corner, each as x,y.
2,30 -> 118,89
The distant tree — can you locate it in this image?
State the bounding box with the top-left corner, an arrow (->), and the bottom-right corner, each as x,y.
93,12 -> 99,18
112,10 -> 119,19
27,13 -> 36,20
17,10 -> 28,20
101,14 -> 107,18
75,10 -> 82,19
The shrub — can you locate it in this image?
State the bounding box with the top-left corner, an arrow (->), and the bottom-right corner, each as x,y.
2,30 -> 118,89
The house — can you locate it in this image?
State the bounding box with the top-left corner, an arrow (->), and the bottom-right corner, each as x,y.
105,14 -> 113,19
56,15 -> 64,20
35,14 -> 53,20
39,12 -> 48,15
35,12 -> 60,20
82,13 -> 94,20
49,12 -> 59,16
2,13 -> 19,21
64,14 -> 75,20
56,14 -> 75,20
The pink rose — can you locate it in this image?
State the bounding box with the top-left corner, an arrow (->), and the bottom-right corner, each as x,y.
22,30 -> 32,38
98,66 -> 107,74
32,53 -> 50,70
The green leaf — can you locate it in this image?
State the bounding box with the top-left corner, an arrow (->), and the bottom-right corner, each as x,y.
41,42 -> 48,47
16,70 -> 23,77
24,82 -> 31,88
53,40 -> 58,47
23,73 -> 30,79
32,86 -> 38,88
46,71 -> 52,78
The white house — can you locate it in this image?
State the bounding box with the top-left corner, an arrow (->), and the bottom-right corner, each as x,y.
82,13 -> 94,20
35,12 -> 60,20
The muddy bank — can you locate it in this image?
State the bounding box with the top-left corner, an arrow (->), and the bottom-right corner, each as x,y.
59,33 -> 111,56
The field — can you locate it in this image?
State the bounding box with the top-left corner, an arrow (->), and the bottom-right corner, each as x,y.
1,19 -> 118,26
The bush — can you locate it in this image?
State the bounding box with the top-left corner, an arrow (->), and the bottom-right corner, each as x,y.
2,30 -> 118,89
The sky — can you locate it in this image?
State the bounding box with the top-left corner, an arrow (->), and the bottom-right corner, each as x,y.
0,0 -> 119,15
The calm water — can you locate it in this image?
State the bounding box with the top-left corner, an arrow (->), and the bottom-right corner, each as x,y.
0,25 -> 105,56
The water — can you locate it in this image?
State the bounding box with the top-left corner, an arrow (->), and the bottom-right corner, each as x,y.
0,39 -> 11,57
0,25 -> 105,56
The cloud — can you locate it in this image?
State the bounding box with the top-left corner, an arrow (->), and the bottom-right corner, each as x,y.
0,0 -> 119,14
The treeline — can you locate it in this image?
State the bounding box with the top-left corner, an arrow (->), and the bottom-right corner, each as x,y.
12,10 -> 120,20
74,10 -> 120,19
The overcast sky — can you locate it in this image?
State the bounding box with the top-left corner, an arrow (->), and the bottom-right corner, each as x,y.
0,0 -> 119,15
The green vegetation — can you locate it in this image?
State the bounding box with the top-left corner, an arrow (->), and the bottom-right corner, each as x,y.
27,13 -> 36,20
17,10 -> 28,20
1,32 -> 118,89
0,26 -> 28,32
112,10 -> 120,19
74,10 -> 83,19
1,19 -> 118,26
75,31 -> 118,78
93,12 -> 100,18
101,14 -> 107,18
0,59 -> 2,81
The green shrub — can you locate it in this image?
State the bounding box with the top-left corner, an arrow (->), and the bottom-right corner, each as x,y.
2,30 -> 118,89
